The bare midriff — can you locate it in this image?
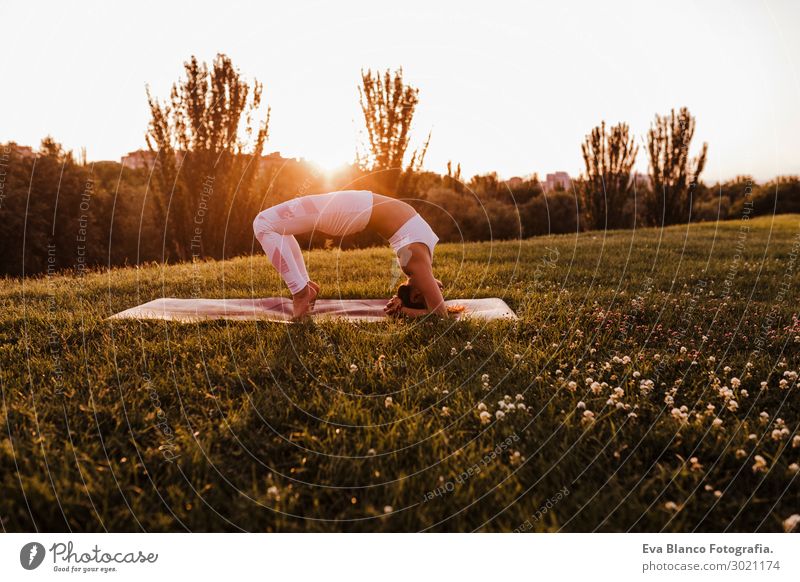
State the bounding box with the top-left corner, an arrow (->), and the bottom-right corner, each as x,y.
366,193 -> 418,239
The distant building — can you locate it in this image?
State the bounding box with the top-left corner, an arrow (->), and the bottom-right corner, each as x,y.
121,149 -> 188,170
633,172 -> 652,191
257,151 -> 303,171
121,149 -> 157,170
120,149 -> 300,171
13,144 -> 36,159
544,171 -> 571,192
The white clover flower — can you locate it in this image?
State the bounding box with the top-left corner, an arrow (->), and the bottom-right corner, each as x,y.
495,410 -> 506,421
730,377 -> 741,388
735,449 -> 747,459
723,366 -> 731,374
628,412 -> 637,419
517,403 -> 527,412
793,435 -> 800,448
708,356 -> 716,363
752,455 -> 767,473
515,394 -> 524,401
567,381 -> 577,392
510,451 -> 523,466
760,381 -> 768,390
714,490 -> 723,498
664,501 -> 679,512
712,418 -> 723,428
577,401 -> 586,409
383,505 -> 393,514
465,341 -> 473,351
267,486 -> 280,500
590,382 -> 602,395
633,371 -> 641,379
788,463 -> 800,475
759,411 -> 769,423
349,363 -> 358,373
740,389 -> 749,398
481,373 -> 490,383
477,402 -> 487,412
368,448 -> 377,456
441,406 -> 451,417
727,400 -> 739,412
514,354 -> 522,361
680,346 -> 687,354
479,410 -> 492,425
450,347 -> 457,356
748,433 -> 757,441
582,410 -> 595,421
384,396 -> 393,408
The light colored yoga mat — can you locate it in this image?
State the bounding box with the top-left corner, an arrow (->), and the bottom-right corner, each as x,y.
108,297 -> 517,323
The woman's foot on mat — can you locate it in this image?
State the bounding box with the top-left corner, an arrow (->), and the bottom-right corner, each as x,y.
292,284 -> 319,320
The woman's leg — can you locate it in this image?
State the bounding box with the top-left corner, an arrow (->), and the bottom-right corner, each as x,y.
284,234 -> 310,284
253,205 -> 315,295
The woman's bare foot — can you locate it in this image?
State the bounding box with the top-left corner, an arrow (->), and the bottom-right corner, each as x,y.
307,281 -> 320,309
292,284 -> 319,320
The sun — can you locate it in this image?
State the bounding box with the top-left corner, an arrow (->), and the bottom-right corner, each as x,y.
309,152 -> 351,174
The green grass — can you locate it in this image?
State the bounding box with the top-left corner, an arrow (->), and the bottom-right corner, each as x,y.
1,214 -> 799,532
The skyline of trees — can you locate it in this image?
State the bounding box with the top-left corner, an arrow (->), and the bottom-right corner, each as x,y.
1,54 -> 797,276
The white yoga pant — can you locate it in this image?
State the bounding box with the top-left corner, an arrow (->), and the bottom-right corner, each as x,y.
252,191 -> 373,294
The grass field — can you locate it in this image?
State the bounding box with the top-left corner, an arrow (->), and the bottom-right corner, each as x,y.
1,214 -> 799,532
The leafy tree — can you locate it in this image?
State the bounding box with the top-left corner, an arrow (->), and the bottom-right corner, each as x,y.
646,107 -> 708,225
357,68 -> 428,194
146,54 -> 269,260
580,121 -> 639,230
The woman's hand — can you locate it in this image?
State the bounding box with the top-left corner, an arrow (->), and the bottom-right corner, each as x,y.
384,295 -> 403,317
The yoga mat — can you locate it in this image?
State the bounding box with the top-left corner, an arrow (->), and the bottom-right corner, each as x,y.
108,297 -> 517,323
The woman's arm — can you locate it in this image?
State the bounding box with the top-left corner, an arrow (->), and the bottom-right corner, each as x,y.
407,251 -> 447,317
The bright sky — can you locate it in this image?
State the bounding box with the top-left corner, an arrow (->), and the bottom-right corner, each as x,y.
1,0 -> 798,182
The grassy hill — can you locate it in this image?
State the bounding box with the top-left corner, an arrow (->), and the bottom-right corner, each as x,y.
1,214 -> 799,532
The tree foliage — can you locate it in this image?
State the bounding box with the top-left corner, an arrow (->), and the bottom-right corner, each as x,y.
580,121 -> 639,230
146,54 -> 269,260
357,68 -> 428,194
646,107 -> 708,226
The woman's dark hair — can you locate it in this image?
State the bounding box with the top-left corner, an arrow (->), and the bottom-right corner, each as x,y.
397,283 -> 426,309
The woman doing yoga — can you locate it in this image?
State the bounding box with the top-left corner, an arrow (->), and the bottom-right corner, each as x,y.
253,190 -> 446,319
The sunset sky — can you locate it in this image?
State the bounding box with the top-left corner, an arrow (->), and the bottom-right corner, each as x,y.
1,0 -> 798,182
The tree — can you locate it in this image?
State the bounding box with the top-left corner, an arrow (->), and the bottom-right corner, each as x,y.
580,121 -> 639,230
646,107 -> 708,226
146,54 -> 269,261
357,68 -> 428,194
